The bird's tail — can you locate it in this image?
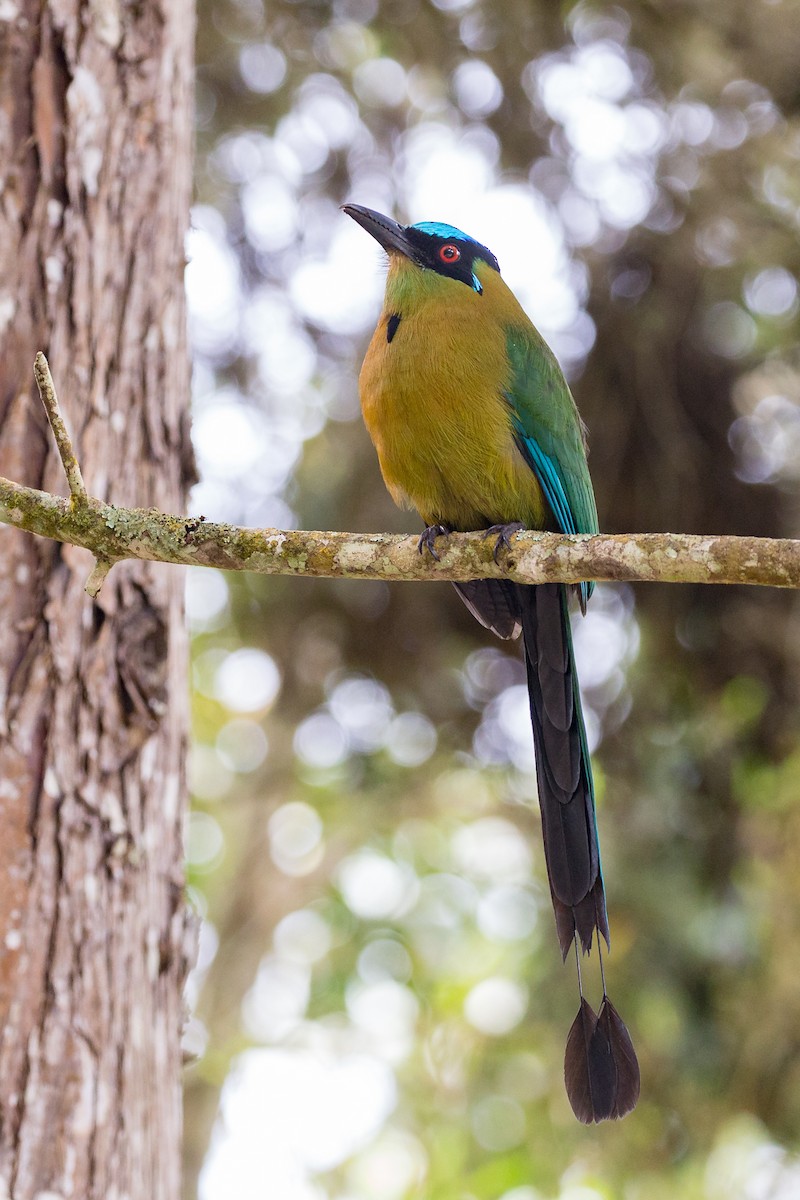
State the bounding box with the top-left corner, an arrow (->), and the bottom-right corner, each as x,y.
520,583 -> 608,959
520,582 -> 639,1122
454,577 -> 640,1121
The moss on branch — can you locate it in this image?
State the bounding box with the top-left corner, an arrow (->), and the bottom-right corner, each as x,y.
0,472 -> 798,591
1,354 -> 797,594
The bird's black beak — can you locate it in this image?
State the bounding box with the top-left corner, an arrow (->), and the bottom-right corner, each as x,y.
343,204 -> 417,261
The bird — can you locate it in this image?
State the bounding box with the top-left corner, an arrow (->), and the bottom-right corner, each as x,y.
344,203 -> 640,1122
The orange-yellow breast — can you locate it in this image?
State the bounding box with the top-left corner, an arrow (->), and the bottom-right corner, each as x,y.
359,256 -> 547,531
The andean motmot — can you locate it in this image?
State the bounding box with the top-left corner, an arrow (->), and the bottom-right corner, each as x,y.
344,203 -> 640,1123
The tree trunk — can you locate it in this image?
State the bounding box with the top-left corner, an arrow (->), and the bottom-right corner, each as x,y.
0,2 -> 194,1197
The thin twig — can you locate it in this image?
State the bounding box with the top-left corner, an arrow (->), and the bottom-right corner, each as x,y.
84,558 -> 115,599
33,352 -> 87,503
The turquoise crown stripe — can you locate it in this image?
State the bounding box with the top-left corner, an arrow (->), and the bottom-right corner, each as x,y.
410,221 -> 475,242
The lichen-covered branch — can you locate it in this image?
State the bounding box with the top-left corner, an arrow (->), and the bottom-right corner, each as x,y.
0,471 -> 798,590
0,354 -> 796,592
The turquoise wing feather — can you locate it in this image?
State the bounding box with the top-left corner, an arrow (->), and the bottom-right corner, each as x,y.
504,327 -> 598,608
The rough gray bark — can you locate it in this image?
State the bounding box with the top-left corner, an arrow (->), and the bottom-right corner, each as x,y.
0,2 -> 194,1197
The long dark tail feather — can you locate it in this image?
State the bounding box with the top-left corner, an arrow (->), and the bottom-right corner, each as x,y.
455,579 -> 612,956
521,583 -> 608,957
452,577 -> 639,1121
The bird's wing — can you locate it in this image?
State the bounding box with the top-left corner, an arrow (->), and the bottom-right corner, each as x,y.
504,326 -> 599,610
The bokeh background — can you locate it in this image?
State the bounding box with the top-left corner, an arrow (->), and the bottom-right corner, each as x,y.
182,1 -> 800,1196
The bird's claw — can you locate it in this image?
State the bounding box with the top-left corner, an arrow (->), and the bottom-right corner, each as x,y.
418,523 -> 451,561
483,521 -> 525,564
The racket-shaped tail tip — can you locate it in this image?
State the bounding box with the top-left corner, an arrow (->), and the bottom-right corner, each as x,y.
564,996 -> 640,1123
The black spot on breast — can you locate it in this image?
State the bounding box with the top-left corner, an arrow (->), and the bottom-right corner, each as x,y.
387,313 -> 401,343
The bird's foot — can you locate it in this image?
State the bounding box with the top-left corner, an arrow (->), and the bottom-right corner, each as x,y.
483,521 -> 525,564
418,523 -> 451,562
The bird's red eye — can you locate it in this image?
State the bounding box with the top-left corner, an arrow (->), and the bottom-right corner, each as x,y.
439,244 -> 461,263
